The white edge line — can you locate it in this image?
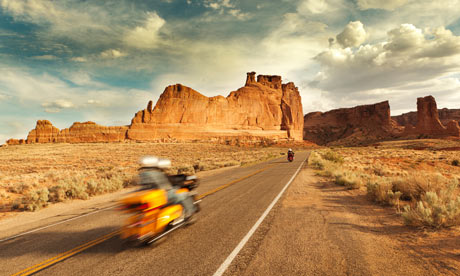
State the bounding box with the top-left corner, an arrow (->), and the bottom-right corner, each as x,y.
212,153 -> 308,276
0,205 -> 115,243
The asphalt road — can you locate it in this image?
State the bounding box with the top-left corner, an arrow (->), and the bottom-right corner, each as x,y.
0,152 -> 308,276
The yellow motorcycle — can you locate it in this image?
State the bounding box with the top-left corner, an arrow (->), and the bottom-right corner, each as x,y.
119,174 -> 200,246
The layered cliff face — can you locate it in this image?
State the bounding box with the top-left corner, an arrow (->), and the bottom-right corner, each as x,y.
25,121 -> 128,144
303,95 -> 460,145
27,120 -> 60,143
7,72 -> 304,145
303,101 -> 400,145
403,96 -> 460,137
56,122 -> 128,143
393,108 -> 460,127
127,72 -> 304,141
415,96 -> 446,135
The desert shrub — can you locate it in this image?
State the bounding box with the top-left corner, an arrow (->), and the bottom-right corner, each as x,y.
177,165 -> 195,175
452,159 -> 459,166
402,183 -> 460,228
57,179 -> 89,200
86,180 -> 103,196
122,174 -> 136,188
200,162 -> 218,171
48,185 -> 67,202
334,171 -> 363,189
392,172 -> 448,201
308,152 -> 325,170
322,150 -> 344,164
8,183 -> 33,194
367,178 -> 402,206
22,188 -> 49,211
0,190 -> 9,201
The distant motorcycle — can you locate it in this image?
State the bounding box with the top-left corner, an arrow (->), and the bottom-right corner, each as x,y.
119,174 -> 200,246
288,152 -> 294,162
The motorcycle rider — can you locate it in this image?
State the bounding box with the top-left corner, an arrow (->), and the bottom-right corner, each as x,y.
288,148 -> 295,157
138,156 -> 196,219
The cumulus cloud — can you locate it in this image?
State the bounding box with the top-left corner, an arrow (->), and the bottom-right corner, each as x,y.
70,57 -> 87,62
100,49 -> 126,58
312,24 -> 460,96
31,55 -> 57,60
296,0 -> 351,28
298,0 -> 329,14
0,93 -> 11,101
203,0 -> 250,20
357,0 -> 408,11
0,0 -> 111,38
227,9 -> 251,20
123,12 -> 165,49
336,21 -> 367,48
41,99 -> 74,113
0,65 -> 152,122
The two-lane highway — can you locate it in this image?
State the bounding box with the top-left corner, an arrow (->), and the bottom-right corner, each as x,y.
0,152 -> 308,276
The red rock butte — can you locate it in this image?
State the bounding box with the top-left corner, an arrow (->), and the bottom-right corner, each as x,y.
7,72 -> 304,145
303,95 -> 460,145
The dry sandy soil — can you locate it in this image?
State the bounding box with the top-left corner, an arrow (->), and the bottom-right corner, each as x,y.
229,168 -> 460,276
336,139 -> 460,180
0,142 -> 309,217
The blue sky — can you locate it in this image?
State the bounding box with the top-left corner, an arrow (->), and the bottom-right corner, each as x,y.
1,0 -> 460,143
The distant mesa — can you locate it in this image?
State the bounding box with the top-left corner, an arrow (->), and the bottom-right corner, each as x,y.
303,95 -> 460,145
303,101 -> 401,145
6,72 -> 304,145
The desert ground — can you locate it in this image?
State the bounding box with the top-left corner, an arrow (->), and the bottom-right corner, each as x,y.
1,140 -> 460,275
0,142 -> 307,216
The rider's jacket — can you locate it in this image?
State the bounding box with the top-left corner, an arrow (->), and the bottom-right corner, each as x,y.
139,169 -> 173,190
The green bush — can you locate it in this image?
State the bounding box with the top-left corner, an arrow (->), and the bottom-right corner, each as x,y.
452,159 -> 459,166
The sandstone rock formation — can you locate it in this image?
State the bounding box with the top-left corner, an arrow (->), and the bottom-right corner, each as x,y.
56,122 -> 128,143
303,101 -> 400,145
7,72 -> 304,145
414,96 -> 446,135
5,139 -> 25,145
26,120 -> 60,143
393,108 -> 460,127
127,72 -> 303,141
303,95 -> 459,145
402,96 -> 460,137
25,121 -> 128,144
439,108 -> 460,126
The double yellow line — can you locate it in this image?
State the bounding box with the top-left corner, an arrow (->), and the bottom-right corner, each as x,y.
11,231 -> 120,276
10,164 -> 273,276
195,165 -> 273,200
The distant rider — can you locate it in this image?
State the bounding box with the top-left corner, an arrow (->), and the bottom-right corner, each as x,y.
288,148 -> 295,157
138,156 -> 196,219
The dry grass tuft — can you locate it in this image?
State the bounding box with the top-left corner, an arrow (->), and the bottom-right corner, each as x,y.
402,181 -> 460,228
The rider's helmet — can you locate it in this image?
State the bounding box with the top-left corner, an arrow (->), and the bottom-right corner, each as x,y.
288,148 -> 292,152
139,156 -> 171,169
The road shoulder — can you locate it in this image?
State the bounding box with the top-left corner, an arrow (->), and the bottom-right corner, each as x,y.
226,167 -> 456,276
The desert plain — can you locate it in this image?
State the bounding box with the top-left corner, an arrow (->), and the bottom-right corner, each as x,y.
1,138 -> 460,275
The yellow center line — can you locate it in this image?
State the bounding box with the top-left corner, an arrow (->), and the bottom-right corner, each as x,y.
196,165 -> 274,200
10,164 -> 274,276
